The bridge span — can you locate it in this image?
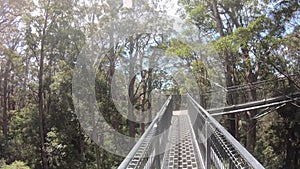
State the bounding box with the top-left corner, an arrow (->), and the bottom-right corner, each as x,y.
120,93 -> 288,168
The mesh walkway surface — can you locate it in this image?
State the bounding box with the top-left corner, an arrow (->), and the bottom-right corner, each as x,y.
162,110 -> 204,169
119,94 -> 269,169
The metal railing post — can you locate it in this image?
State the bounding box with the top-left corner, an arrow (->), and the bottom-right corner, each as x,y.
154,132 -> 160,168
205,120 -> 211,169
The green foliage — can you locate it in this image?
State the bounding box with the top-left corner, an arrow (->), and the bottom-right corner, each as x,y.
8,105 -> 40,168
214,35 -> 238,54
255,113 -> 286,168
179,0 -> 300,168
167,39 -> 193,59
0,0 -> 299,168
0,161 -> 30,169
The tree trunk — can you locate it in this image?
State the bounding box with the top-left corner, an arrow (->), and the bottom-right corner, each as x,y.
225,55 -> 236,137
38,39 -> 48,169
108,51 -> 117,132
284,119 -> 299,169
2,59 -> 10,138
80,128 -> 87,169
210,0 -> 237,137
245,67 -> 258,152
20,56 -> 30,108
147,68 -> 153,126
210,0 -> 225,37
0,65 -> 2,158
128,37 -> 137,145
38,1 -> 51,168
95,144 -> 101,169
140,70 -> 147,134
246,110 -> 257,152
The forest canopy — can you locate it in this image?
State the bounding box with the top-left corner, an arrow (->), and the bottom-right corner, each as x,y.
0,0 -> 299,168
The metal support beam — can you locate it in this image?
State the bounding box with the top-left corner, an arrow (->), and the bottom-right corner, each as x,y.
208,93 -> 300,116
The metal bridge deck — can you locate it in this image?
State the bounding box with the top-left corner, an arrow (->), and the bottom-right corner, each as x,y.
162,110 -> 204,169
118,95 -> 266,169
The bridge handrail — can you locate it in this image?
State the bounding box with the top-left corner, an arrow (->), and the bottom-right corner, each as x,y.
187,93 -> 265,169
118,96 -> 172,169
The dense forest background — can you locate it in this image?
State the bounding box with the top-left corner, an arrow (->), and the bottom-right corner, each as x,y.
0,0 -> 299,168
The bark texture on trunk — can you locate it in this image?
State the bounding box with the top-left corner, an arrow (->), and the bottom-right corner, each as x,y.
244,48 -> 259,153
38,1 -> 51,168
210,0 -> 237,137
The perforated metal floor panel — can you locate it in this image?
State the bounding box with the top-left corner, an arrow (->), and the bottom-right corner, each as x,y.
162,111 -> 203,169
126,128 -> 156,169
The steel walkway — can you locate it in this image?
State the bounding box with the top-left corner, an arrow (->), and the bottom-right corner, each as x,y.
118,76 -> 300,169
117,92 -> 300,169
162,110 -> 203,169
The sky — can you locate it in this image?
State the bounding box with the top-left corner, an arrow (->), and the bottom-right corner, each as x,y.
123,0 -> 180,16
123,0 -> 133,8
